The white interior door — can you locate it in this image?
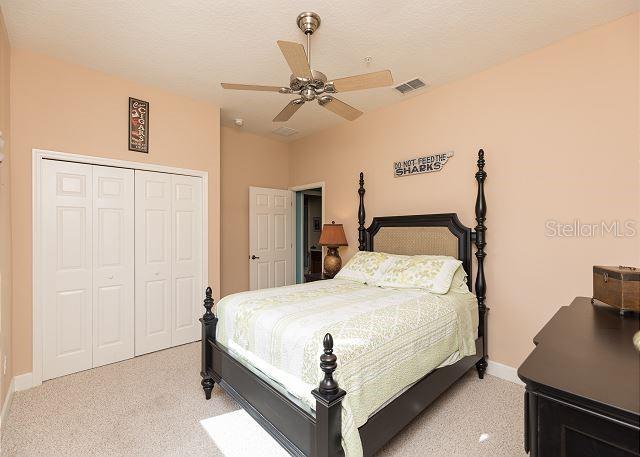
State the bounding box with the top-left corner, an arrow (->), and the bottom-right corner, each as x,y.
135,170 -> 172,355
42,160 -> 93,380
249,187 -> 294,290
171,174 -> 203,346
92,165 -> 134,367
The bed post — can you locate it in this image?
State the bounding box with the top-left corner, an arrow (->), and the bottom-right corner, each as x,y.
200,286 -> 218,399
312,333 -> 346,457
358,172 -> 366,251
474,149 -> 488,379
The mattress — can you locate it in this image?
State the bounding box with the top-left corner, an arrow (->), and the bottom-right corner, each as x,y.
216,278 -> 478,457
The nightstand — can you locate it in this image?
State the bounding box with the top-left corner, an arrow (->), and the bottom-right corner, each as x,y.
303,272 -> 326,282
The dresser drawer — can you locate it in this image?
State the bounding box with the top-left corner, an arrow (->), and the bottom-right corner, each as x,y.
532,394 -> 639,457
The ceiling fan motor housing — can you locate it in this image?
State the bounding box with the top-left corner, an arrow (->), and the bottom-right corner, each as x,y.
297,12 -> 321,35
289,70 -> 327,91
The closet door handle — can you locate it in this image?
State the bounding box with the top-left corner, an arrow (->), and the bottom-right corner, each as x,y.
251,255 -> 260,260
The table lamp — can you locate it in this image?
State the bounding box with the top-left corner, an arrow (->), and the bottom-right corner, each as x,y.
318,221 -> 348,278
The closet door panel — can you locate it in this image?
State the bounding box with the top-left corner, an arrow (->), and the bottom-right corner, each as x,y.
42,160 -> 93,380
171,175 -> 203,345
135,171 -> 172,355
92,166 -> 134,367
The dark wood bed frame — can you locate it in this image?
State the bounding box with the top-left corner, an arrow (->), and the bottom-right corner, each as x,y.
200,149 -> 488,457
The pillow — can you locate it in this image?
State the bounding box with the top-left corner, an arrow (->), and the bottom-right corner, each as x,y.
335,251 -> 397,284
419,255 -> 469,291
450,265 -> 470,293
395,254 -> 469,291
376,255 -> 463,294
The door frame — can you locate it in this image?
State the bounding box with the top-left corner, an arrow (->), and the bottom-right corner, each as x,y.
32,148 -> 209,387
289,182 -> 325,284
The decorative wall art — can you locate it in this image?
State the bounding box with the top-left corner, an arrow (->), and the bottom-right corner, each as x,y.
128,97 -> 149,153
394,151 -> 454,177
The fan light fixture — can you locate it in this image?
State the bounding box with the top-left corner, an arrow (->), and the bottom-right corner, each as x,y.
221,12 -> 394,123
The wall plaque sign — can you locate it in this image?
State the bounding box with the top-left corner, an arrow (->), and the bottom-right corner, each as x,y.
129,97 -> 149,153
393,151 -> 454,177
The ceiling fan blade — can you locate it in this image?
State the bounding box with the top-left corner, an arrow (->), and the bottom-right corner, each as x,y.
330,70 -> 393,92
221,83 -> 285,92
319,97 -> 363,121
277,41 -> 313,80
273,99 -> 305,122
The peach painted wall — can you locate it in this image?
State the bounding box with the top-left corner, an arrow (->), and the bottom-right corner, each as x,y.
288,14 -> 640,368
0,6 -> 13,407
10,49 -> 221,376
220,126 -> 290,296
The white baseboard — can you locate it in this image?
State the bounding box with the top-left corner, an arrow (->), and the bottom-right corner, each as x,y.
14,372 -> 34,392
0,377 -> 15,430
486,360 -> 524,386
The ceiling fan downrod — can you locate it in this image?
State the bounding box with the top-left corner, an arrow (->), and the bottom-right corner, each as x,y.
297,12 -> 320,67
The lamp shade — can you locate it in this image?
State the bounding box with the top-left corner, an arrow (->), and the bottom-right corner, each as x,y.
318,222 -> 348,247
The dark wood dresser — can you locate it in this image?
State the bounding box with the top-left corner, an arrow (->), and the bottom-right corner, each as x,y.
518,297 -> 640,456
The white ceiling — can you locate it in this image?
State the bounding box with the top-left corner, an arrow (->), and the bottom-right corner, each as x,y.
2,0 -> 638,141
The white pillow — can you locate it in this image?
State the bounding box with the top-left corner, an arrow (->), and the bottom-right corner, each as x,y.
335,251 -> 397,284
375,255 -> 463,294
414,255 -> 469,292
450,265 -> 470,292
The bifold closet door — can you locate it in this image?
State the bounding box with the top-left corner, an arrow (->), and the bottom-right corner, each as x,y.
170,174 -> 203,346
92,166 -> 135,367
135,171 -> 173,355
42,160 -> 94,380
42,162 -> 135,380
135,171 -> 203,354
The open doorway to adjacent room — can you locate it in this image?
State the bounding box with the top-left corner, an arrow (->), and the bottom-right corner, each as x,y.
291,184 -> 324,284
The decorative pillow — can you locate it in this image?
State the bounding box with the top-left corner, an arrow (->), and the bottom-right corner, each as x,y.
335,251 -> 398,284
376,255 -> 463,294
411,255 -> 469,291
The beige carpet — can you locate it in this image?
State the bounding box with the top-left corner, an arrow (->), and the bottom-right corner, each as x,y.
1,343 -> 526,456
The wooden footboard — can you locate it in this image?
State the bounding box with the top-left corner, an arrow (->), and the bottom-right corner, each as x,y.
200,286 -> 346,457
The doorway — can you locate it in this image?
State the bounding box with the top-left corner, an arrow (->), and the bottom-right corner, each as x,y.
291,184 -> 324,284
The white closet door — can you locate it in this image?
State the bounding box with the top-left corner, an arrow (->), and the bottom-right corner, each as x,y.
134,170 -> 172,355
92,166 -> 134,367
171,174 -> 203,345
42,160 -> 93,380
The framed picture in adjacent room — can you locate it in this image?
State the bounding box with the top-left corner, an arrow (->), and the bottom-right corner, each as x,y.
312,216 -> 321,232
128,97 -> 149,153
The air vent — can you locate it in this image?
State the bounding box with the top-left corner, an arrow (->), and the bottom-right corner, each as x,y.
272,126 -> 298,137
394,78 -> 428,94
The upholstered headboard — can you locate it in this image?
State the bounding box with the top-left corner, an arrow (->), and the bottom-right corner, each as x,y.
364,214 -> 473,281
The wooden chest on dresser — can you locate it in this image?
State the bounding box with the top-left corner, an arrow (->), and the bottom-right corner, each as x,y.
518,297 -> 640,457
593,266 -> 640,313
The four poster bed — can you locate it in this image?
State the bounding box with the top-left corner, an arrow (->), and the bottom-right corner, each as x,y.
199,149 -> 488,457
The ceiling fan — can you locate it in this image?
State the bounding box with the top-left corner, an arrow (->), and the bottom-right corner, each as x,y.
221,12 -> 394,122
